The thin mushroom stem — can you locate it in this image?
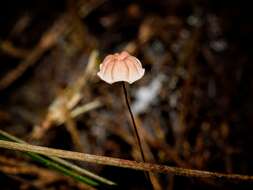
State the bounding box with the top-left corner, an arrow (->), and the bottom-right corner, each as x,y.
122,82 -> 153,189
122,82 -> 146,161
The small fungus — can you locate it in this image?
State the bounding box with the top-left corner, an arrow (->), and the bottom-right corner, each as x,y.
97,51 -> 145,84
97,51 -> 152,188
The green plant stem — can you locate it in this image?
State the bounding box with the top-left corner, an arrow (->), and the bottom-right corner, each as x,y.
0,137 -> 98,186
0,129 -> 115,186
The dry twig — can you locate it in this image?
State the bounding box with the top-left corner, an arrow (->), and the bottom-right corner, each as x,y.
0,140 -> 253,182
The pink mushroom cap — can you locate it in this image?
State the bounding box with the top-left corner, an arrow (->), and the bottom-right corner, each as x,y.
97,51 -> 145,84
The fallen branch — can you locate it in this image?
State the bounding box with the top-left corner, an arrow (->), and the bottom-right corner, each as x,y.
0,140 -> 252,182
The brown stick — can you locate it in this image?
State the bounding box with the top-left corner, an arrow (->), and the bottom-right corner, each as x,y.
0,140 -> 252,182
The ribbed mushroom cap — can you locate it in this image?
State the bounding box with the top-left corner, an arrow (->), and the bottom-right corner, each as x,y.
97,51 -> 145,84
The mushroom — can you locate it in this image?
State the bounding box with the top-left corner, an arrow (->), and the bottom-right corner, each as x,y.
97,51 -> 145,84
97,51 -> 152,187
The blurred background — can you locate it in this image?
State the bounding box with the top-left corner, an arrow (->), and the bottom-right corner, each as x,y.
0,0 -> 253,189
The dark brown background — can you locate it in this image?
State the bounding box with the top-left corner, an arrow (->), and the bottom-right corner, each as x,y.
0,0 -> 253,189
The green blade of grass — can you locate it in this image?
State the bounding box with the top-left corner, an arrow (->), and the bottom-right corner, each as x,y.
0,129 -> 116,186
0,135 -> 98,186
25,150 -> 99,186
